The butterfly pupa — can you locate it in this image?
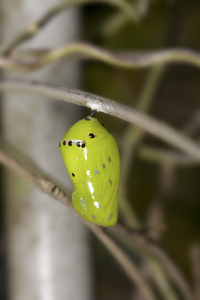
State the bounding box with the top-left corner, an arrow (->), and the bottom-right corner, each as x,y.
59,114 -> 120,226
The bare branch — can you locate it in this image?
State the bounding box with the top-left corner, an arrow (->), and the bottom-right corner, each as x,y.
0,79 -> 200,161
1,44 -> 200,71
0,144 -> 156,300
0,142 -> 194,300
115,224 -> 194,300
0,144 -> 72,208
89,226 -> 156,300
0,1 -> 138,55
120,65 -> 164,182
138,146 -> 198,165
182,109 -> 200,136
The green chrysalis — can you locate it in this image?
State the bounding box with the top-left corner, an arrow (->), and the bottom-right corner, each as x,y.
59,114 -> 120,226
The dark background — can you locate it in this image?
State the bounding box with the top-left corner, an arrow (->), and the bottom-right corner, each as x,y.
82,1 -> 200,299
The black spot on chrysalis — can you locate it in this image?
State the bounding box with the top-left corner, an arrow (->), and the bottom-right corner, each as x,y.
89,133 -> 95,139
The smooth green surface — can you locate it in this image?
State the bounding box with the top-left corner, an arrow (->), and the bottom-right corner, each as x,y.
60,116 -> 120,226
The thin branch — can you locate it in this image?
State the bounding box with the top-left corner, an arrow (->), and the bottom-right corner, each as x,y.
0,144 -> 73,208
138,146 -> 198,165
0,0 -> 137,55
0,145 -> 156,300
120,65 -> 164,182
98,0 -> 151,37
150,244 -> 194,300
1,44 -> 200,71
117,59 -> 190,299
115,224 -> 195,300
0,142 -> 194,300
182,109 -> 200,137
99,0 -> 149,38
0,79 -> 200,161
119,65 -> 164,233
89,226 -> 156,300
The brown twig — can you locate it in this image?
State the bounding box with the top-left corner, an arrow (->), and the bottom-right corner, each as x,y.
0,1 -> 137,55
138,146 -> 198,165
0,79 -> 200,161
0,144 -> 156,300
114,224 -> 194,300
0,142 -> 194,300
1,142 -> 193,300
1,44 -> 200,71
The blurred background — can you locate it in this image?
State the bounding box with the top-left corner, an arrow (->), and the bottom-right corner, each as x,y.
0,0 -> 200,299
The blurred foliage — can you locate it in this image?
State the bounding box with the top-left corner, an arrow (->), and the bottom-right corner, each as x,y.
83,0 -> 200,299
